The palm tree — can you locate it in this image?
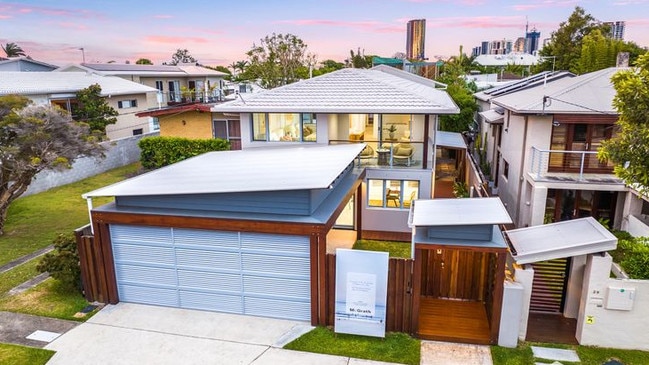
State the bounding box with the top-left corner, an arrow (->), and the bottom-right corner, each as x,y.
2,42 -> 26,57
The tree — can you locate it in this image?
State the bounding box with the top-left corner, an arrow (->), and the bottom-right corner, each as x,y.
74,84 -> 118,135
2,42 -> 26,57
169,49 -> 197,65
37,234 -> 81,291
436,61 -> 478,133
577,29 -> 648,74
312,59 -> 345,77
346,48 -> 373,68
243,33 -> 309,89
537,7 -> 607,73
135,58 -> 153,65
599,54 -> 649,198
0,96 -> 102,234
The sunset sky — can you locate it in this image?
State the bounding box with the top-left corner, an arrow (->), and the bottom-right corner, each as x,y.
1,0 -> 648,67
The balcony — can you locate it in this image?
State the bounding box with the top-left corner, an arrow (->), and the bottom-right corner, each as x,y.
528,146 -> 622,184
330,140 -> 425,170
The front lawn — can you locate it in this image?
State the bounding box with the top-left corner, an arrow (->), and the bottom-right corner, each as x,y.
0,260 -> 40,298
353,239 -> 411,258
285,326 -> 420,365
0,163 -> 141,266
492,342 -> 649,365
0,343 -> 55,365
0,278 -> 94,321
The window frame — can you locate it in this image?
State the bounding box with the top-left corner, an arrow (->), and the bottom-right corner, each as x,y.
251,112 -> 317,143
367,179 -> 419,209
118,99 -> 138,109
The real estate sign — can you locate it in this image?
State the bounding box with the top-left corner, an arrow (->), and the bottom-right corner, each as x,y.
334,249 -> 389,338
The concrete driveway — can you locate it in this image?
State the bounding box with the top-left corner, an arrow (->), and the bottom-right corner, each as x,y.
45,303 -> 402,365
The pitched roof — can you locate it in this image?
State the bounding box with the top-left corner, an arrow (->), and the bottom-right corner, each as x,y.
212,65 -> 459,114
0,72 -> 157,96
57,63 -> 227,77
474,71 -> 574,102
492,67 -> 624,114
0,56 -> 59,70
83,144 -> 365,198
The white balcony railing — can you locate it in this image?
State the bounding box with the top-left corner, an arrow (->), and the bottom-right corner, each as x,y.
529,146 -> 613,181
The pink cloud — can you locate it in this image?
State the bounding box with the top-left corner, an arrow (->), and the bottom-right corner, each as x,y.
145,35 -> 210,44
613,0 -> 649,5
274,19 -> 402,33
427,16 -> 527,29
0,15 -> 11,19
58,22 -> 88,30
511,0 -> 579,11
1,2 -> 101,18
627,18 -> 649,25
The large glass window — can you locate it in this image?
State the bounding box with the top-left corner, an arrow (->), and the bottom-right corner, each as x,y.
368,179 -> 419,209
251,113 -> 316,142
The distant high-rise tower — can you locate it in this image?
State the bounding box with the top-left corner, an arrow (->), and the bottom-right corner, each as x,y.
406,19 -> 426,60
604,21 -> 625,40
525,28 -> 541,54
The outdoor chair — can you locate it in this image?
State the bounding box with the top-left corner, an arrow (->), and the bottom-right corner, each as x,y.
392,143 -> 414,166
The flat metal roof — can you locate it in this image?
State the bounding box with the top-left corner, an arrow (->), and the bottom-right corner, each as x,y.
410,198 -> 512,227
83,144 -> 364,198
505,217 -> 617,264
436,131 -> 467,150
478,109 -> 504,124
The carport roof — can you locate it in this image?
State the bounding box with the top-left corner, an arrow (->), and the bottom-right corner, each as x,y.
436,131 -> 467,150
410,198 -> 512,227
505,217 -> 617,264
83,144 -> 365,198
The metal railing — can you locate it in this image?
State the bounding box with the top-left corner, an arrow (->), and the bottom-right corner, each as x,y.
529,146 -> 613,180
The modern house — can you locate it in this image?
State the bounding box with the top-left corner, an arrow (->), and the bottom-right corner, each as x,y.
56,62 -> 228,106
0,56 -> 59,72
211,65 -> 462,240
475,67 -> 628,229
0,72 -> 158,140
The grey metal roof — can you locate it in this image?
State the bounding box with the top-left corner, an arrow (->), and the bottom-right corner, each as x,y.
211,65 -> 459,114
492,67 -> 625,114
0,72 -> 157,96
505,217 -> 617,264
473,71 -> 574,102
478,109 -> 504,124
436,131 -> 467,149
410,197 -> 512,227
0,56 -> 59,70
83,144 -> 365,198
57,63 -> 227,77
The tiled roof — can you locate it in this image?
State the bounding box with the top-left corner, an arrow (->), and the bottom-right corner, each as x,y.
212,65 -> 459,114
492,67 -> 624,114
0,72 -> 157,96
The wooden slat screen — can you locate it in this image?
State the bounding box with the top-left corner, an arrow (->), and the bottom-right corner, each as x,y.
419,249 -> 488,301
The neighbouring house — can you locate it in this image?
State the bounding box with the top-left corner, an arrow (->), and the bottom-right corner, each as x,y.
0,56 -> 59,72
0,72 -> 158,140
56,62 -> 228,106
476,67 -> 629,229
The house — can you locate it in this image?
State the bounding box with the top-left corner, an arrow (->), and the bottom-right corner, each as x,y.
56,62 -> 228,106
0,56 -> 59,71
0,72 -> 158,139
475,67 -> 628,228
211,65 -> 462,239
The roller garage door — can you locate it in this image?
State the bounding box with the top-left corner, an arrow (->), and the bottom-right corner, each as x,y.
110,225 -> 311,321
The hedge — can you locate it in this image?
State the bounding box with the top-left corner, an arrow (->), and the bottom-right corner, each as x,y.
610,231 -> 649,280
139,136 -> 230,169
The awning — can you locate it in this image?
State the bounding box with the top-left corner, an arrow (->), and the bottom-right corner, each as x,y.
479,109 -> 504,124
435,130 -> 467,150
505,217 -> 617,264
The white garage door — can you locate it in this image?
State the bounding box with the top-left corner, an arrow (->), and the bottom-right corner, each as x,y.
110,225 -> 311,321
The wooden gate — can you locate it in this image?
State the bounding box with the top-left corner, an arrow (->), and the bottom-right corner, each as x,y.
530,258 -> 571,313
419,248 -> 489,300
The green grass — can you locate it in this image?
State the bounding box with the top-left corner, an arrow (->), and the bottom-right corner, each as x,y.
491,342 -> 649,365
0,278 -> 94,321
0,163 -> 141,266
0,260 -> 40,298
0,343 -> 55,365
353,239 -> 412,258
284,326 -> 420,365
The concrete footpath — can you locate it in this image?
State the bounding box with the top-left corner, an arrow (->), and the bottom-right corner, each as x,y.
0,311 -> 79,348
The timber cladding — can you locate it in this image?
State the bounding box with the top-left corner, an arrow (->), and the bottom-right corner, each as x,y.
324,253 -> 414,333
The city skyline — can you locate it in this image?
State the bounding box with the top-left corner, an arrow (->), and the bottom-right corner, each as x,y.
1,0 -> 648,67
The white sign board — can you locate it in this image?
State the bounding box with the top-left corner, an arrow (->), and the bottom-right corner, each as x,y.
334,249 -> 389,338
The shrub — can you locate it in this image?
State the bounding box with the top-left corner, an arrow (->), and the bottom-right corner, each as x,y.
37,234 -> 81,292
610,233 -> 649,279
138,136 -> 230,169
